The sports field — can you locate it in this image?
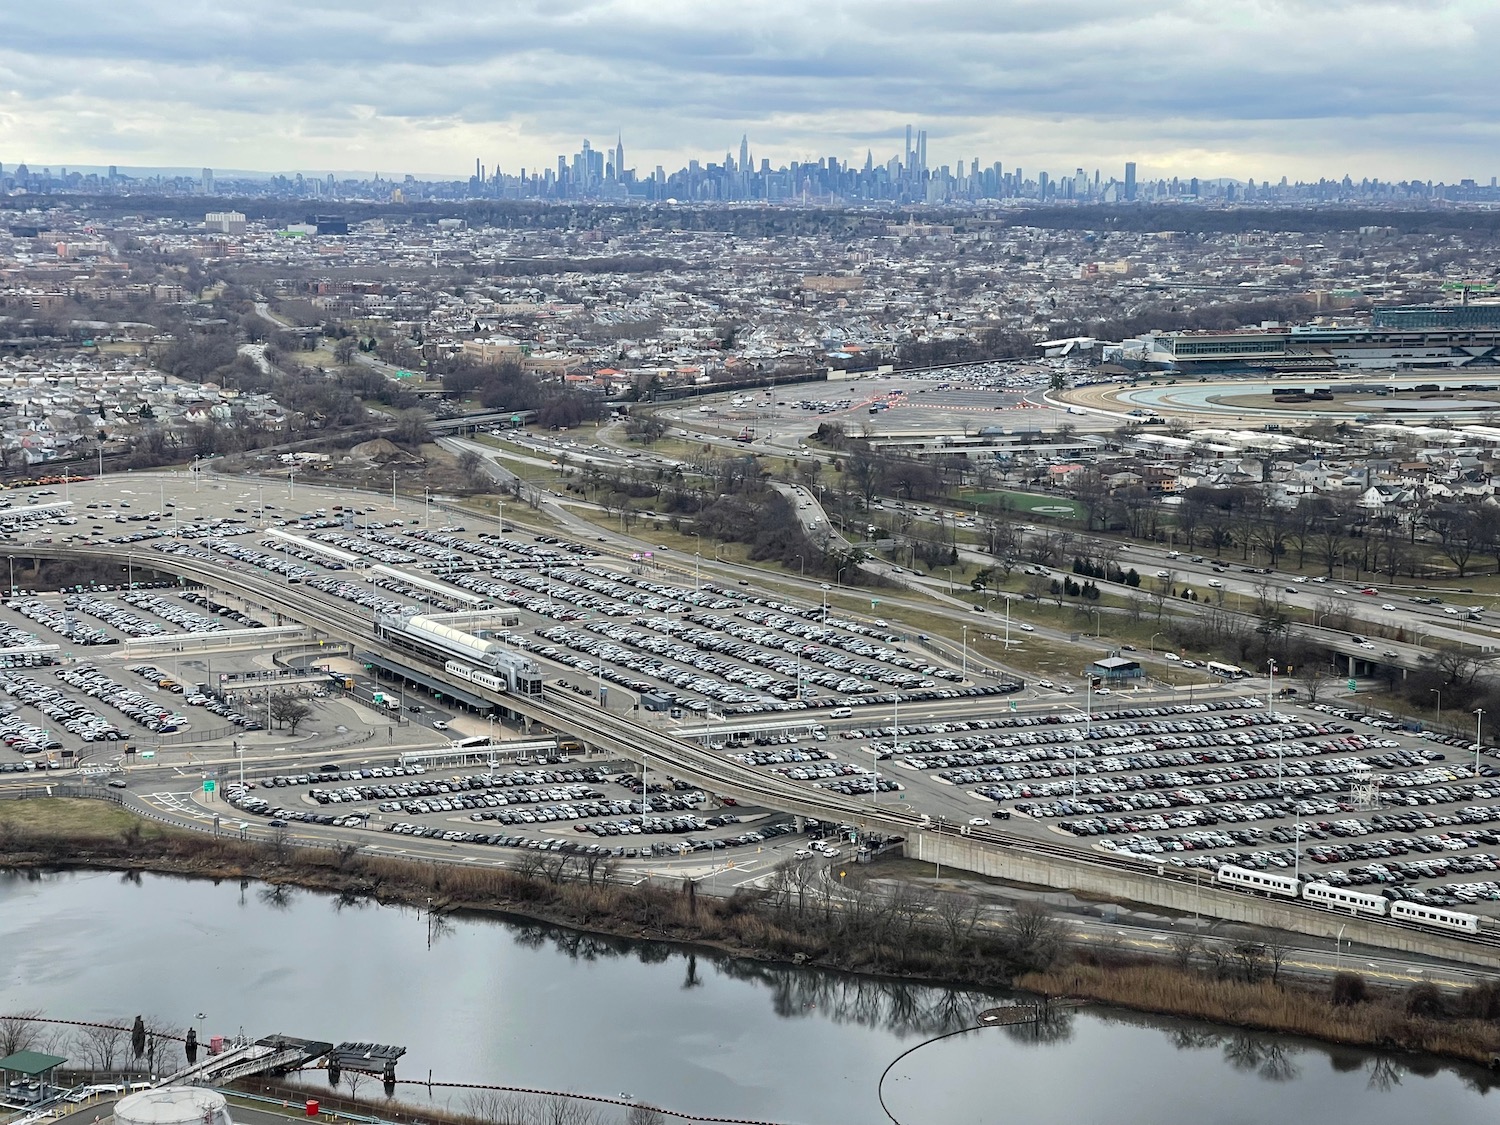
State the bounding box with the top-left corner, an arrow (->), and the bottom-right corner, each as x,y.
962,490 -> 1084,520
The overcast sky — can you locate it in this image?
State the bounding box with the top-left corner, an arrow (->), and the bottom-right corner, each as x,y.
0,0 -> 1494,183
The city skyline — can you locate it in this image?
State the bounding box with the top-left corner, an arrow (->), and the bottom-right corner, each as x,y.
0,1 -> 1497,184
6,136 -> 1497,208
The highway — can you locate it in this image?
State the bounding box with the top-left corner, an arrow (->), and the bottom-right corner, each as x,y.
12,537 -> 1500,970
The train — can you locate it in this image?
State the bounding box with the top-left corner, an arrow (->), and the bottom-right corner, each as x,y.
1213,863 -> 1482,935
376,614 -> 543,696
443,659 -> 506,695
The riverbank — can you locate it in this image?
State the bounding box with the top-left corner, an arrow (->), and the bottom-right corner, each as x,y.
4,800 -> 1500,1069
1020,961 -> 1500,1066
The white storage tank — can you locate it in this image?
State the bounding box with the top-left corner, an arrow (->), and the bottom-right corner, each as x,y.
114,1087 -> 232,1125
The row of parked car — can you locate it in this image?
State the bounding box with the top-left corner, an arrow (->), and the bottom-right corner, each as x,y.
6,597 -> 114,645
123,589 -> 252,633
0,673 -> 123,743
1097,801 -> 1500,862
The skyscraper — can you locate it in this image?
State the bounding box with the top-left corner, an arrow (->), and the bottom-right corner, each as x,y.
201,167 -> 213,195
615,134 -> 625,182
1124,161 -> 1137,201
739,134 -> 749,176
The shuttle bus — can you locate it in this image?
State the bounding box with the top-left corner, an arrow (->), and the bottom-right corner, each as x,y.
1206,661 -> 1249,680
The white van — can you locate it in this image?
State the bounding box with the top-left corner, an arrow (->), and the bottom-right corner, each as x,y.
829,707 -> 853,718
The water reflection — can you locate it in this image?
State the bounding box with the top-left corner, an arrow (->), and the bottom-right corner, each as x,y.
4,869 -> 1498,1125
258,883 -> 296,910
1102,1007 -> 1500,1098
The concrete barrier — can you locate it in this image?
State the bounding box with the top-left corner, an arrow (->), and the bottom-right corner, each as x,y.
907,830 -> 1500,969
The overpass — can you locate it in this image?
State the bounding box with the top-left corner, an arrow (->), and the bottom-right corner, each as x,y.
20,543 -> 1500,966
427,410 -> 538,435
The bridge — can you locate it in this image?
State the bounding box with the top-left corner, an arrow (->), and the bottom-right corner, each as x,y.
158,1036 -> 332,1087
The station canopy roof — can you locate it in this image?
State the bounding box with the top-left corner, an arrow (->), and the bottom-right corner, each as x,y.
365,654 -> 494,711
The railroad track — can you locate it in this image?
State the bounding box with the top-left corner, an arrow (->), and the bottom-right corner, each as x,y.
20,544 -> 1500,955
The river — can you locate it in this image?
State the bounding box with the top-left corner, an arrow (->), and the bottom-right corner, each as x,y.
1,870 -> 1495,1124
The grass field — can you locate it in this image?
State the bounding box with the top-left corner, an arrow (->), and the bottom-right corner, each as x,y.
960,490 -> 1085,521
0,798 -> 172,839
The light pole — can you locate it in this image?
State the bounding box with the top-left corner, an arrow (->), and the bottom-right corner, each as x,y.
934,816 -> 944,882
1431,688 -> 1441,729
1267,658 -> 1276,712
877,693 -> 894,805
1475,708 -> 1486,781
961,625 -> 968,682
1292,807 -> 1302,885
820,582 -> 830,622
1150,631 -> 1164,653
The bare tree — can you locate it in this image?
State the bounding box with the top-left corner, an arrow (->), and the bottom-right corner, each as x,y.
512,849 -> 546,882
932,892 -> 982,955
1168,930 -> 1201,968
1232,940 -> 1268,983
1263,933 -> 1292,985
269,694 -> 313,734
0,1010 -> 43,1056
141,1017 -> 181,1078
73,1022 -> 127,1073
268,824 -> 293,863
998,900 -> 1068,973
1298,663 -> 1330,705
458,450 -> 489,489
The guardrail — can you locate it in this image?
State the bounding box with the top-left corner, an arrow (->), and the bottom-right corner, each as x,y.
154,725 -> 239,747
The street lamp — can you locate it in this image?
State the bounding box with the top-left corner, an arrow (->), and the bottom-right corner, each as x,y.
961,625 -> 968,682
1475,709 -> 1486,781
1150,631 -> 1164,653
1431,688 -> 1442,729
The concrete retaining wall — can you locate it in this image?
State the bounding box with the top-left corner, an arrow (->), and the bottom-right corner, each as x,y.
907,831 -> 1500,969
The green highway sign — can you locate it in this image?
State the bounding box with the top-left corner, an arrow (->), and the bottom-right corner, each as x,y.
202,779 -> 216,793
1347,678 -> 1358,693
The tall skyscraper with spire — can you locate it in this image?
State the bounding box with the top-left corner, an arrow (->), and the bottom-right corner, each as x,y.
614,134 -> 625,182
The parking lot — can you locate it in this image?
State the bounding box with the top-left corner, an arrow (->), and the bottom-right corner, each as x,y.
820,694 -> 1500,914
218,760 -> 866,864
135,506 -> 990,720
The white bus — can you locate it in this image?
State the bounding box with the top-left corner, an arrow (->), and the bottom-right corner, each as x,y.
1206,661 -> 1249,679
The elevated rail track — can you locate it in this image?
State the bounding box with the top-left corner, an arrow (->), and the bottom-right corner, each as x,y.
16,544 -> 1500,963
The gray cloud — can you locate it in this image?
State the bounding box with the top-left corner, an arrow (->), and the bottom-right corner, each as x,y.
0,0 -> 1494,180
